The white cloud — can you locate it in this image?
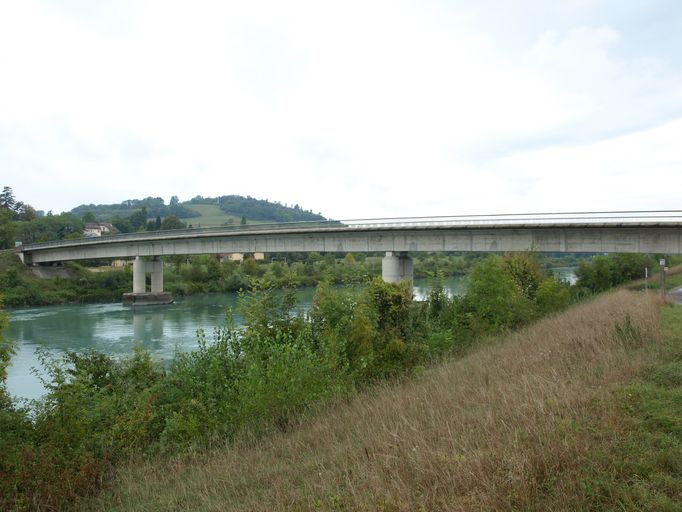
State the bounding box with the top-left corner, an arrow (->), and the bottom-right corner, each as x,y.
489,118 -> 682,212
0,0 -> 680,218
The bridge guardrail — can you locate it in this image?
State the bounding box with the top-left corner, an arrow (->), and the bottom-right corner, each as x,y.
345,211 -> 682,228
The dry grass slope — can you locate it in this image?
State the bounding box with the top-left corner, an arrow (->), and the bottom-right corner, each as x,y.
80,290 -> 662,511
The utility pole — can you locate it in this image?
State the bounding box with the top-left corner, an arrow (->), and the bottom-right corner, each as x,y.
660,258 -> 666,298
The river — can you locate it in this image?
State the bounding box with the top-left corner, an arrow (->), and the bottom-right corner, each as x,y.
6,277 -> 469,401
4,269 -> 574,401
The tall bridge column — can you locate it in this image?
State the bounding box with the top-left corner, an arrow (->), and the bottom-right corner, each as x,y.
382,251 -> 413,285
124,257 -> 172,306
132,256 -> 146,293
150,257 -> 163,293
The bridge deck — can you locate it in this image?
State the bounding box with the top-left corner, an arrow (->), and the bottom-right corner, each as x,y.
16,211 -> 682,263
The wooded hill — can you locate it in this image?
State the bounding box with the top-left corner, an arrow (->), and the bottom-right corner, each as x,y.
71,195 -> 325,226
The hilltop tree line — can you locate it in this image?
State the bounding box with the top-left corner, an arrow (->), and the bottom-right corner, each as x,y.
0,187 -> 83,249
190,195 -> 325,222
72,195 -> 325,225
0,188 -> 328,249
71,196 -> 200,220
0,188 -> 189,249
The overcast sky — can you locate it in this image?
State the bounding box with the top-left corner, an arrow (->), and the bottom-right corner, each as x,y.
1,0 -> 681,219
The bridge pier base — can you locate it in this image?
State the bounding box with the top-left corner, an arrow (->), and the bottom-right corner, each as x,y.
124,257 -> 173,306
382,251 -> 413,285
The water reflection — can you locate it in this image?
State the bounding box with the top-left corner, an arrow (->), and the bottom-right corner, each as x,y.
5,295 -> 244,400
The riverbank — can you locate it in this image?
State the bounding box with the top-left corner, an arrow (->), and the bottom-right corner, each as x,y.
1,251 -> 476,308
0,252 -> 130,307
0,254 -> 575,510
74,289 -> 670,511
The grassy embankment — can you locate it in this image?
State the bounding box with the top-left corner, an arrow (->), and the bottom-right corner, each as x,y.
76,289 -> 682,511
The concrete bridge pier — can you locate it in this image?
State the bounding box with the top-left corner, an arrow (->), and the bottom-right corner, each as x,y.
382,251 -> 413,285
132,256 -> 146,293
150,258 -> 164,293
124,256 -> 172,306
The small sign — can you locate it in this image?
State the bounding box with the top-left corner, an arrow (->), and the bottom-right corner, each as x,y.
660,258 -> 666,267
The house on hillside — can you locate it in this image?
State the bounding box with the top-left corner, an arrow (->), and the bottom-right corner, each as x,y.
83,222 -> 118,237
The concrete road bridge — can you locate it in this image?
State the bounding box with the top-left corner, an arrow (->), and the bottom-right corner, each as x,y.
14,211 -> 682,304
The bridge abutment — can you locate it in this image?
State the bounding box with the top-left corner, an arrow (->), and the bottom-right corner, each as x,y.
382,251 -> 413,285
124,256 -> 172,306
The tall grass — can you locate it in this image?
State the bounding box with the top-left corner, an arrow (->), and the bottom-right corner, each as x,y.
78,290 -> 662,511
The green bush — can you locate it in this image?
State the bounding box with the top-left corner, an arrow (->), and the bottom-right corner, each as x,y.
576,253 -> 652,294
536,277 -> 572,314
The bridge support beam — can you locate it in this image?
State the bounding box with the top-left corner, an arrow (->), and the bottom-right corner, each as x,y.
124,257 -> 172,306
382,251 -> 413,285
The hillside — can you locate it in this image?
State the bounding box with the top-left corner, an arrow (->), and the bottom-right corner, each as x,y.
71,197 -> 200,221
76,290 -> 679,511
187,195 -> 325,226
70,195 -> 325,227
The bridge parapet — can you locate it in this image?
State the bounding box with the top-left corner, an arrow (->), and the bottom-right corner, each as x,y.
344,211 -> 682,228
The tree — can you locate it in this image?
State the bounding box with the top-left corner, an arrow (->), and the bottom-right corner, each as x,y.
160,215 -> 186,230
465,256 -> 535,331
575,256 -> 614,293
0,209 -> 16,249
0,187 -> 16,212
128,208 -> 148,231
502,252 -> 542,299
536,278 -> 571,314
0,299 -> 13,409
82,212 -> 96,223
14,204 -> 35,222
111,215 -> 133,233
240,216 -> 247,225
575,253 -> 650,294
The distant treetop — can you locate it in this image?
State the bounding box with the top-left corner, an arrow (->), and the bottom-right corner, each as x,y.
71,194 -> 325,223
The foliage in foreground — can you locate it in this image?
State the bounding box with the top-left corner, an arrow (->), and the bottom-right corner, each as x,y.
0,253 -> 573,510
3,249 -> 665,510
76,292 -> 665,511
